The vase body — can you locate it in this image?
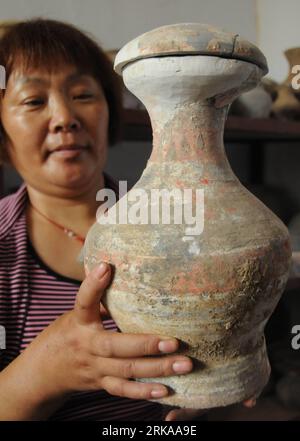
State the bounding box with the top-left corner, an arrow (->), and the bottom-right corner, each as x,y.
84,25 -> 291,408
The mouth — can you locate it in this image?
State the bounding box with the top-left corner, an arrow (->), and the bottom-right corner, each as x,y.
48,144 -> 89,159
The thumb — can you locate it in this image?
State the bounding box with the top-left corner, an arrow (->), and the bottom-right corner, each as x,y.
74,262 -> 111,325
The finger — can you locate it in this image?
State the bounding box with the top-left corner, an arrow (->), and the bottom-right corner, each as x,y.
243,397 -> 256,408
91,332 -> 179,358
75,263 -> 111,325
101,376 -> 169,401
165,408 -> 206,421
96,355 -> 193,379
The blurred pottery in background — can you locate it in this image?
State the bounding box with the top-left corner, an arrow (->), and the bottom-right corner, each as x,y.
84,24 -> 291,409
271,48 -> 300,120
261,77 -> 279,102
230,84 -> 272,118
0,20 -> 17,37
283,48 -> 300,90
272,84 -> 300,120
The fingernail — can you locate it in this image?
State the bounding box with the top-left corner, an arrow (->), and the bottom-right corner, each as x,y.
94,262 -> 109,279
158,339 -> 177,353
173,360 -> 192,374
151,386 -> 168,398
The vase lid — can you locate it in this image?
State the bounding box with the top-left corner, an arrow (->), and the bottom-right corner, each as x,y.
114,23 -> 268,75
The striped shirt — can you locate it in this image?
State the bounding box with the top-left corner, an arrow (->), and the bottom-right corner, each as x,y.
0,178 -> 163,421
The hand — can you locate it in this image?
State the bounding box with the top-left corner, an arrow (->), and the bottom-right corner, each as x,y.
164,397 -> 257,421
13,263 -> 193,406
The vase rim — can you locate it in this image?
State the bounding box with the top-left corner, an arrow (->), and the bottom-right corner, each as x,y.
114,23 -> 268,76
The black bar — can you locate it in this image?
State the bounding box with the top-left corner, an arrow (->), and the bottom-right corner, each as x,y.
0,421 -> 300,439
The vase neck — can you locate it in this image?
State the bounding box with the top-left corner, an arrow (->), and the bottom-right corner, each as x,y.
122,55 -> 259,183
147,102 -> 232,176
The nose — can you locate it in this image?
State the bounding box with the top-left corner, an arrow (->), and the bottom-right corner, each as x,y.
49,97 -> 81,133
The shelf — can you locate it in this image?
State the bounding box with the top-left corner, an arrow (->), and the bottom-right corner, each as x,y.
122,109 -> 300,143
225,116 -> 300,142
206,394 -> 300,421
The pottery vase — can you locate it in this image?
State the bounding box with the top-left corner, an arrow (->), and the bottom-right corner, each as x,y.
230,84 -> 272,118
84,24 -> 291,408
284,48 -> 300,89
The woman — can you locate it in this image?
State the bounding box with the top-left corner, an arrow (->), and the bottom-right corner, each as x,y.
0,19 -> 255,421
0,18 -> 200,421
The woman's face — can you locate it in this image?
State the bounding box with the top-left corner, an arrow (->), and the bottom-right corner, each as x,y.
0,63 -> 109,196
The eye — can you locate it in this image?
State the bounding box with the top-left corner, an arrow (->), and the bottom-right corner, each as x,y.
23,98 -> 45,107
73,93 -> 94,100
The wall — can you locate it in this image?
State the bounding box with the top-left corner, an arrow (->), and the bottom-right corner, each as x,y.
0,0 -> 257,49
256,0 -> 300,82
